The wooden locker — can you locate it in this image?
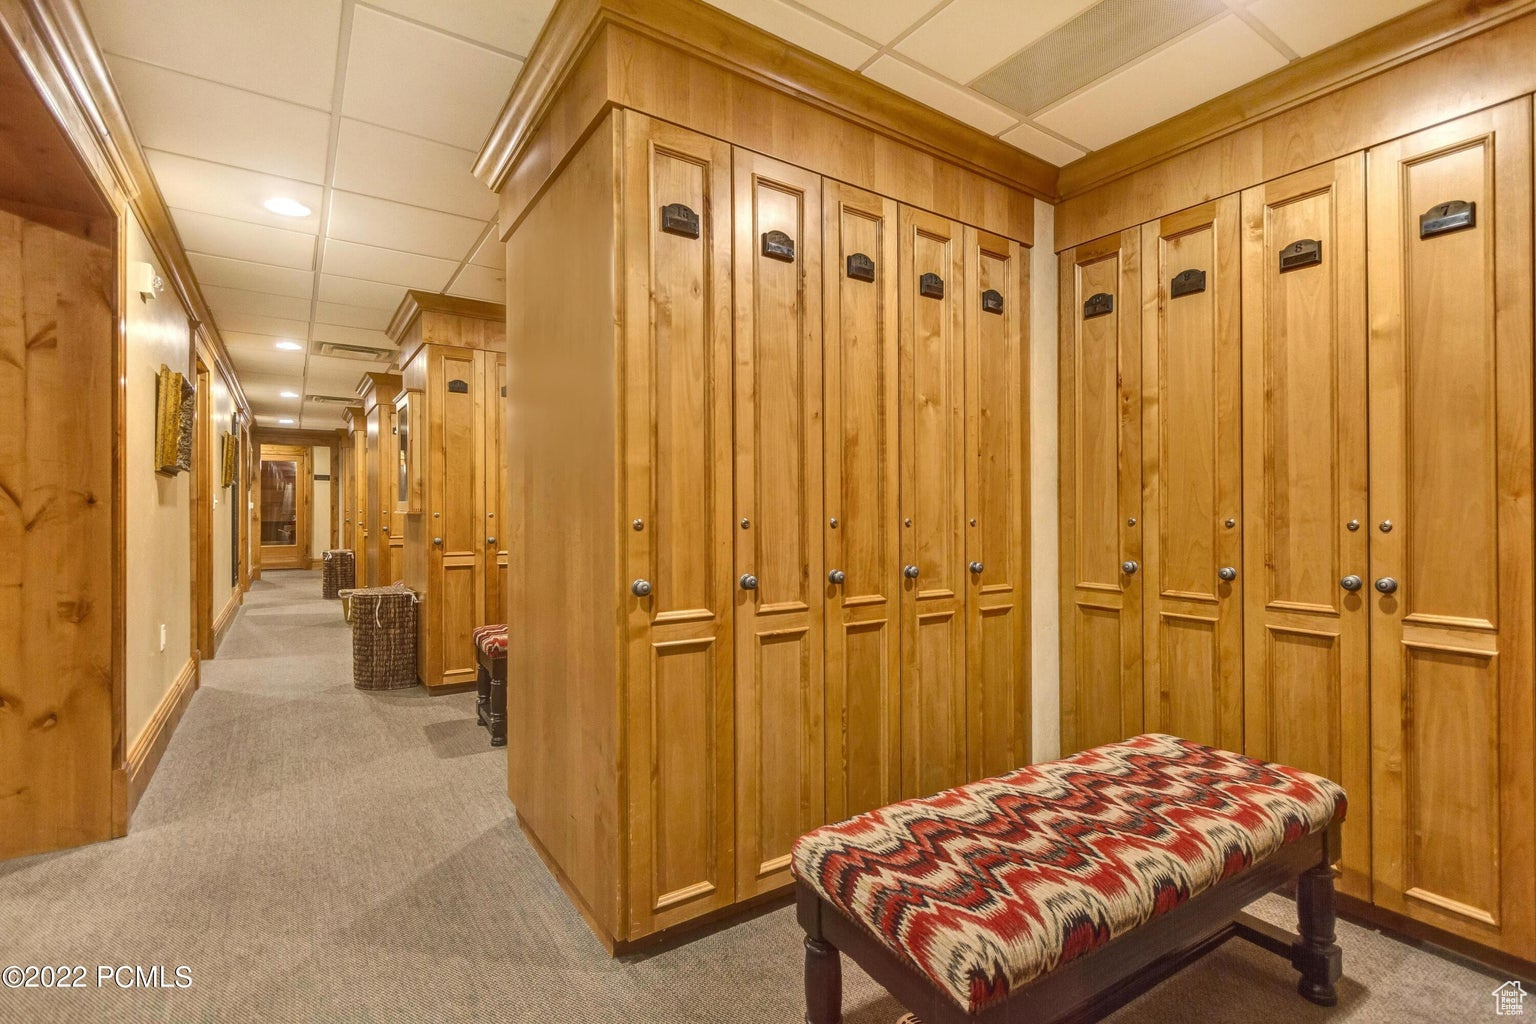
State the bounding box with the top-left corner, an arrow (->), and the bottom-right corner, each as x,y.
1240,157 -> 1372,898
431,347 -> 484,684
1140,198 -> 1243,753
964,227 -> 1031,780
359,372 -> 401,587
1057,230 -> 1142,755
1365,100 -> 1536,957
620,114 -> 737,934
345,406 -> 367,581
822,180 -> 901,822
485,352 -> 508,628
898,205 -> 967,798
732,148 -> 825,898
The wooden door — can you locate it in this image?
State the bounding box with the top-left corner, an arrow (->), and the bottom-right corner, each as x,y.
428,346 -> 484,686
1058,230 -> 1142,754
1140,198 -> 1243,752
733,148 -> 824,898
1240,157 -> 1372,898
620,113 -> 736,935
964,227 -> 1030,780
822,180 -> 900,821
348,416 -> 367,579
258,444 -> 311,570
898,205 -> 966,798
1366,100 -> 1535,956
379,400 -> 404,584
484,351 -> 508,628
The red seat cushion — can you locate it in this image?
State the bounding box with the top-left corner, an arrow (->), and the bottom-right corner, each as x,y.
472,624 -> 507,659
791,733 -> 1346,1014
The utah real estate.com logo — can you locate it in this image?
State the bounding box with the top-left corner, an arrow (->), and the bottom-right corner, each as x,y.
1495,981 -> 1528,1016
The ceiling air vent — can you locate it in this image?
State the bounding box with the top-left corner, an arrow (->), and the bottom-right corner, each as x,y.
312,340 -> 393,362
305,394 -> 357,406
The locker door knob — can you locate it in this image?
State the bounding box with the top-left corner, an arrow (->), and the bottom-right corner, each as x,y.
1218,566 -> 1237,582
487,537 -> 497,546
827,569 -> 846,585
903,564 -> 920,580
1375,576 -> 1399,595
432,537 -> 443,546
739,574 -> 758,591
968,561 -> 984,574
1340,574 -> 1363,592
1121,560 -> 1139,576
631,579 -> 652,597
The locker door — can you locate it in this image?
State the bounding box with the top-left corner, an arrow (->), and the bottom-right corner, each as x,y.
483,351 -> 508,628
898,205 -> 966,798
733,149 -> 825,898
1366,100 -> 1536,957
1140,198 -> 1244,752
1240,156 -> 1371,898
1058,230 -> 1142,755
431,347 -> 482,686
822,180 -> 901,821
963,227 -> 1030,780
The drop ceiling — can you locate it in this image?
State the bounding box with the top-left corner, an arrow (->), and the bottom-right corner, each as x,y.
81,0 -> 1432,428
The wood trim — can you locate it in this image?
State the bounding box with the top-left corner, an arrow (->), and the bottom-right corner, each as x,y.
1334,892 -> 1536,984
386,289 -> 505,341
212,587 -> 240,653
251,426 -> 346,448
125,656 -> 197,817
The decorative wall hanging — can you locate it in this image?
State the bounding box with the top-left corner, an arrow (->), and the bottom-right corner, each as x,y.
154,365 -> 194,475
221,432 -> 239,489
175,375 -> 196,473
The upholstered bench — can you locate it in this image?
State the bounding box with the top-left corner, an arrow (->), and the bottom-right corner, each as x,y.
792,734 -> 1346,1024
471,624 -> 507,747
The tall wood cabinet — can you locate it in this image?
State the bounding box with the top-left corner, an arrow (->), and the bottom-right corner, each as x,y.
1058,98 -> 1535,958
343,405 -> 367,578
358,372 -> 402,587
392,292 -> 508,691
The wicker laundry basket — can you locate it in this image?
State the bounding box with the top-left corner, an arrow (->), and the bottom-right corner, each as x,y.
349,584 -> 418,690
321,548 -> 355,599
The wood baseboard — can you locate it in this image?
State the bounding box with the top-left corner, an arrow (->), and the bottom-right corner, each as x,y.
124,657 -> 198,818
1335,893 -> 1536,983
211,589 -> 241,654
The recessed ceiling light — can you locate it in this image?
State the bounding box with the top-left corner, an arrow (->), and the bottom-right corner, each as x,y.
278,418 -> 295,425
280,390 -> 300,398
275,340 -> 303,351
263,197 -> 312,218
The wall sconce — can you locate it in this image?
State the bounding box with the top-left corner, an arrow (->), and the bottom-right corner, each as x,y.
129,261 -> 165,301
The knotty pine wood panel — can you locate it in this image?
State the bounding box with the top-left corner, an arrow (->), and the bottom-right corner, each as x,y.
433,349 -> 482,686
964,227 -> 1031,781
822,179 -> 901,822
1239,156 -> 1371,899
485,352 -> 508,630
898,205 -> 967,799
1366,100 -> 1535,958
1057,230 -> 1143,756
619,113 -> 736,937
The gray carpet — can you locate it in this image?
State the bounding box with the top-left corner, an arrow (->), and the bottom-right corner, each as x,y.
0,571 -> 1501,1022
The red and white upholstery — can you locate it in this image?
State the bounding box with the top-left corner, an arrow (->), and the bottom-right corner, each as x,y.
790,734 -> 1346,1014
472,623 -> 507,659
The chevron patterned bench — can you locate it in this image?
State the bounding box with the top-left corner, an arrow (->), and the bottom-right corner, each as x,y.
792,734 -> 1346,1024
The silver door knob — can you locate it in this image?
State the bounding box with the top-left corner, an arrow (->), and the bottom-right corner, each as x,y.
968,561 -> 984,574
487,537 -> 497,545
631,579 -> 652,597
1218,566 -> 1237,582
1340,574 -> 1363,592
1122,560 -> 1139,576
381,525 -> 389,533
903,564 -> 920,580
1375,576 -> 1399,594
739,574 -> 758,590
827,569 -> 845,585
432,537 -> 442,546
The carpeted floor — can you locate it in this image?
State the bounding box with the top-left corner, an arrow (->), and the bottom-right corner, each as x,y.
0,571 -> 1504,1022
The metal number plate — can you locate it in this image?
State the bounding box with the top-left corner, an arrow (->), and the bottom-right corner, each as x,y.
1083,292 -> 1113,319
762,230 -> 795,262
919,273 -> 944,299
846,252 -> 875,281
1279,238 -> 1322,272
660,203 -> 700,238
1420,200 -> 1475,239
1170,269 -> 1206,297
981,288 -> 1004,314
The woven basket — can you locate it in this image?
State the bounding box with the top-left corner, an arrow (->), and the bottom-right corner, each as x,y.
350,585 -> 418,690
321,548 -> 355,600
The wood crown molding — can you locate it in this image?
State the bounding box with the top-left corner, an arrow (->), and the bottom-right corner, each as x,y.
386,289 -> 506,343
1,0 -> 252,419
1056,0 -> 1536,199
356,371 -> 402,411
253,426 -> 346,448
472,0 -> 1057,201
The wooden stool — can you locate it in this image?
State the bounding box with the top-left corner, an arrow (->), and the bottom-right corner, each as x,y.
471,624 -> 507,747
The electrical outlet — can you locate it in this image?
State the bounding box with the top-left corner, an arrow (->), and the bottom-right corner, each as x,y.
159,623 -> 166,652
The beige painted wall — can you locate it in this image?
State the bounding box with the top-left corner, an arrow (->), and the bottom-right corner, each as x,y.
1030,198 -> 1061,762
123,212 -> 194,748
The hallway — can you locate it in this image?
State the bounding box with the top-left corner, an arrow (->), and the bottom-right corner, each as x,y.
0,573 -> 1500,1023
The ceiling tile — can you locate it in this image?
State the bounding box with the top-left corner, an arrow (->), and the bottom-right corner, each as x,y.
216,312 -> 311,341
895,0 -> 1099,83
312,322 -> 396,351
862,56 -> 1015,134
447,265 -> 506,305
322,238 -> 457,291
332,119 -> 496,219
1000,122 -> 1088,166
306,356 -> 382,388
700,0 -> 876,68
469,229 -> 502,269
315,300 -> 394,331
328,191 -> 486,260
1035,15 -> 1286,150
221,337 -> 306,376
145,150 -> 322,233
173,208 -> 316,270
318,273 -> 406,310
105,57 -> 331,182
202,284 -> 313,322
362,0 -> 557,55
81,0 -> 341,108
343,8 -> 522,151
1248,0 -> 1431,57
187,253 -> 314,299
796,0 -> 943,45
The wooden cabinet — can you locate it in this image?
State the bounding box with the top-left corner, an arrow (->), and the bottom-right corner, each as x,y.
1365,100 -> 1535,957
344,405 -> 367,578
358,372 -> 402,587
391,292 -> 506,691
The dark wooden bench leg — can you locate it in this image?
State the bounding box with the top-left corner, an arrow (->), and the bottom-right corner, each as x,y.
488,659 -> 507,747
1294,862 -> 1342,1006
475,653 -> 491,724
804,935 -> 843,1024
